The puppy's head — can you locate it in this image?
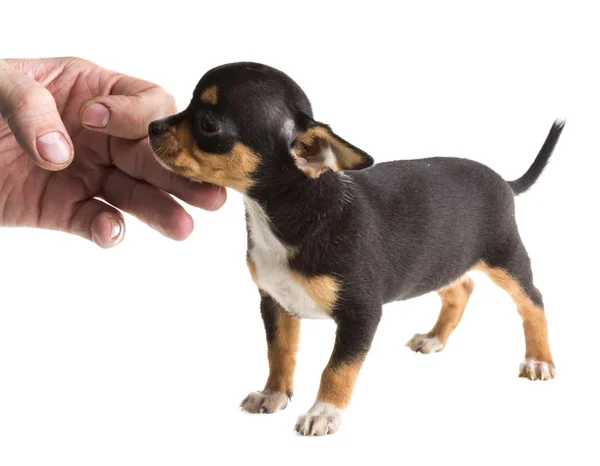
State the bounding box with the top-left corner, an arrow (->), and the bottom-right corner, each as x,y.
148,62 -> 373,193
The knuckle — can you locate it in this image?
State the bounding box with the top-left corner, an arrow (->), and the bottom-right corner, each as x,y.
65,56 -> 86,64
132,139 -> 149,175
58,56 -> 92,69
166,93 -> 177,114
9,85 -> 53,115
132,103 -> 147,132
149,87 -> 177,118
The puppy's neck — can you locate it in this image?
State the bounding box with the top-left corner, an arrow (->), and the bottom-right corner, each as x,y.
244,170 -> 353,249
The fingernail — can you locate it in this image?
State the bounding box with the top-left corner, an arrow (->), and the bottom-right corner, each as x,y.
82,103 -> 110,128
110,218 -> 121,240
37,132 -> 71,164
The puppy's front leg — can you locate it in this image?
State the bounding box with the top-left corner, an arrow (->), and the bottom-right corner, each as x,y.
241,294 -> 300,414
295,307 -> 382,436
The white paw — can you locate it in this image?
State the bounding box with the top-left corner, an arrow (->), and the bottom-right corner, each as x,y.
240,390 -> 289,414
519,359 -> 556,381
294,402 -> 343,436
406,334 -> 445,354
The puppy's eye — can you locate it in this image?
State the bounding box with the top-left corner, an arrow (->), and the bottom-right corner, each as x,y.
199,115 -> 220,135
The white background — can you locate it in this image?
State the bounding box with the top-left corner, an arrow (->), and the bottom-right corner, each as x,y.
1,1 -> 599,464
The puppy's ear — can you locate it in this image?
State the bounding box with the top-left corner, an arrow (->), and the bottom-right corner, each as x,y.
290,116 -> 374,178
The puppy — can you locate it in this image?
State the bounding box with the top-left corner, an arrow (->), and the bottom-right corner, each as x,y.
148,62 -> 564,436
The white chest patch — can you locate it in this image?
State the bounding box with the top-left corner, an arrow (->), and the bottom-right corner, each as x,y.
244,197 -> 330,320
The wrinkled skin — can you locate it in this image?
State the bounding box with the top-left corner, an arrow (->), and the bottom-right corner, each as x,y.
0,57 -> 226,247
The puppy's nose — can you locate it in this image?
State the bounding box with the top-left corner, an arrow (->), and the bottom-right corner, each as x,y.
148,120 -> 168,137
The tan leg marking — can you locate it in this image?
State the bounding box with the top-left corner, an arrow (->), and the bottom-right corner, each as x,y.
475,262 -> 555,380
434,276 -> 475,342
294,361 -> 362,436
241,304 -> 300,414
407,276 -> 474,353
317,361 -> 362,408
264,308 -> 301,395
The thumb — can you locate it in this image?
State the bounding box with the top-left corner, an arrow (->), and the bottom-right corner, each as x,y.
80,86 -> 176,140
0,59 -> 74,170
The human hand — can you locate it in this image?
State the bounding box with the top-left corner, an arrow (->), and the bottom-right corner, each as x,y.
0,57 -> 226,248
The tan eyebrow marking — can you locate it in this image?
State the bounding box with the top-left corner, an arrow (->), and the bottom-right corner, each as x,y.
200,85 -> 218,105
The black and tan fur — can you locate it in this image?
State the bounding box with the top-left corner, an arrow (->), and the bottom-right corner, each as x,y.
148,62 -> 564,436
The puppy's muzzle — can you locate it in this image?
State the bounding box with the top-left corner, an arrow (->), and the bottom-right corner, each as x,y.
148,118 -> 181,169
149,120 -> 168,138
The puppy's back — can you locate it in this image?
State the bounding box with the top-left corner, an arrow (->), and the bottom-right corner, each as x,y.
346,158 -> 516,301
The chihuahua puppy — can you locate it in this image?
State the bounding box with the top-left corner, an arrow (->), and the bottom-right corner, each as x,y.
148,62 -> 564,436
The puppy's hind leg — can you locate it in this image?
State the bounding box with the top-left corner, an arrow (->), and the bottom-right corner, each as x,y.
477,244 -> 555,381
407,277 -> 474,354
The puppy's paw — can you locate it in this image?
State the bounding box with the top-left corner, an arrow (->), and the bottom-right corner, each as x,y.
294,402 -> 342,436
406,334 -> 445,354
240,390 -> 289,414
519,359 -> 556,381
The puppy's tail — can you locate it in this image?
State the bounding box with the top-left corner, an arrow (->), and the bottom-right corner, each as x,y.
508,119 -> 565,196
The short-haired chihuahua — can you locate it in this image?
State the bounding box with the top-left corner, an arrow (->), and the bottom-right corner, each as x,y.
148,62 -> 564,436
